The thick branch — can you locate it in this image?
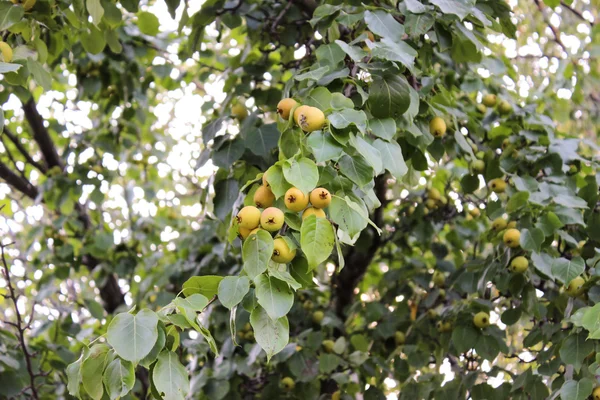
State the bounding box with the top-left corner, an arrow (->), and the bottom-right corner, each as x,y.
22,98 -> 64,170
0,160 -> 39,200
332,174 -> 388,317
2,127 -> 48,173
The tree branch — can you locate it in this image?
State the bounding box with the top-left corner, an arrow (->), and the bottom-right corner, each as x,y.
0,160 -> 39,200
2,127 -> 48,173
22,98 -> 64,170
560,1 -> 594,26
332,174 -> 389,317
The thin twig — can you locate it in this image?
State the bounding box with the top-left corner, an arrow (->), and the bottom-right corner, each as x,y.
1,243 -> 39,400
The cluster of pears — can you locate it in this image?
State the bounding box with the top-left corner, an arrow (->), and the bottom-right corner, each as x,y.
235,173 -> 332,264
424,187 -> 449,212
277,98 -> 325,132
479,93 -> 512,115
236,322 -> 254,341
491,216 -> 522,248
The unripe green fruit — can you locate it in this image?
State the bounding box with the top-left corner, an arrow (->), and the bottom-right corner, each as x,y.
0,42 -> 13,63
498,100 -> 512,115
482,94 -> 497,107
236,206 -> 261,229
428,188 -> 441,201
272,237 -> 296,263
425,199 -> 437,210
469,208 -> 480,218
471,159 -> 485,174
507,221 -> 517,229
309,187 -> 331,208
394,331 -> 405,345
476,151 -> 485,159
277,98 -> 297,120
503,229 -> 521,248
476,104 -> 487,114
432,270 -> 445,287
281,377 -> 295,391
312,310 -> 324,323
232,103 -> 248,120
332,390 -> 341,400
260,207 -> 284,231
429,117 -> 447,138
566,276 -> 585,297
254,185 -> 275,208
303,300 -> 314,310
492,217 -> 507,231
473,311 -> 490,328
322,339 -> 335,353
488,178 -> 507,193
510,256 -> 528,273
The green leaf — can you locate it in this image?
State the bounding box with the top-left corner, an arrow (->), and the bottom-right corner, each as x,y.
81,25 -> 106,54
559,332 -> 594,372
264,163 -> 292,199
66,350 -> 86,397
103,358 -> 135,400
137,11 -> 160,35
519,228 -> 544,253
254,274 -> 294,320
0,63 -> 22,73
213,178 -> 239,220
582,303 -> 600,339
559,379 -> 593,400
218,276 -> 250,309
351,135 -> 382,174
315,43 -> 346,66
368,118 -> 397,141
454,131 -> 475,157
370,40 -> 417,72
368,75 -> 411,119
300,215 -> 335,270
405,13 -> 435,36
329,193 -> 368,239
305,86 -> 332,110
106,309 -> 159,363
243,230 -> 274,280
307,131 -> 344,163
174,294 -> 209,329
268,263 -> 302,290
328,109 -> 368,134
182,276 -> 223,298
334,40 -> 369,62
86,0 -> 104,26
246,124 -> 280,157
551,256 -> 585,285
452,324 -> 479,353
152,351 -> 190,400
338,154 -> 374,188
81,344 -> 109,399
530,252 -> 554,279
290,257 -> 315,288
373,139 -> 407,179
282,157 -> 319,194
429,0 -> 474,20
212,139 -> 245,168
26,59 -> 52,91
250,306 -> 289,362
364,10 -> 405,42
139,325 -> 166,368
0,3 -> 24,31
295,66 -> 330,81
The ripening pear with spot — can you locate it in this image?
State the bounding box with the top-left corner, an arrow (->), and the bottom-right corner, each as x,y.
492,217 -> 507,231
284,187 -> 309,212
302,207 -> 326,220
231,103 -> 248,120
295,106 -> 325,132
236,206 -> 261,229
473,311 -> 490,328
260,207 -> 284,231
503,228 -> 521,248
281,377 -> 295,392
566,276 -> 585,297
272,237 -> 296,263
510,256 -> 528,273
309,187 -> 331,209
253,185 -> 275,208
277,98 -> 297,120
